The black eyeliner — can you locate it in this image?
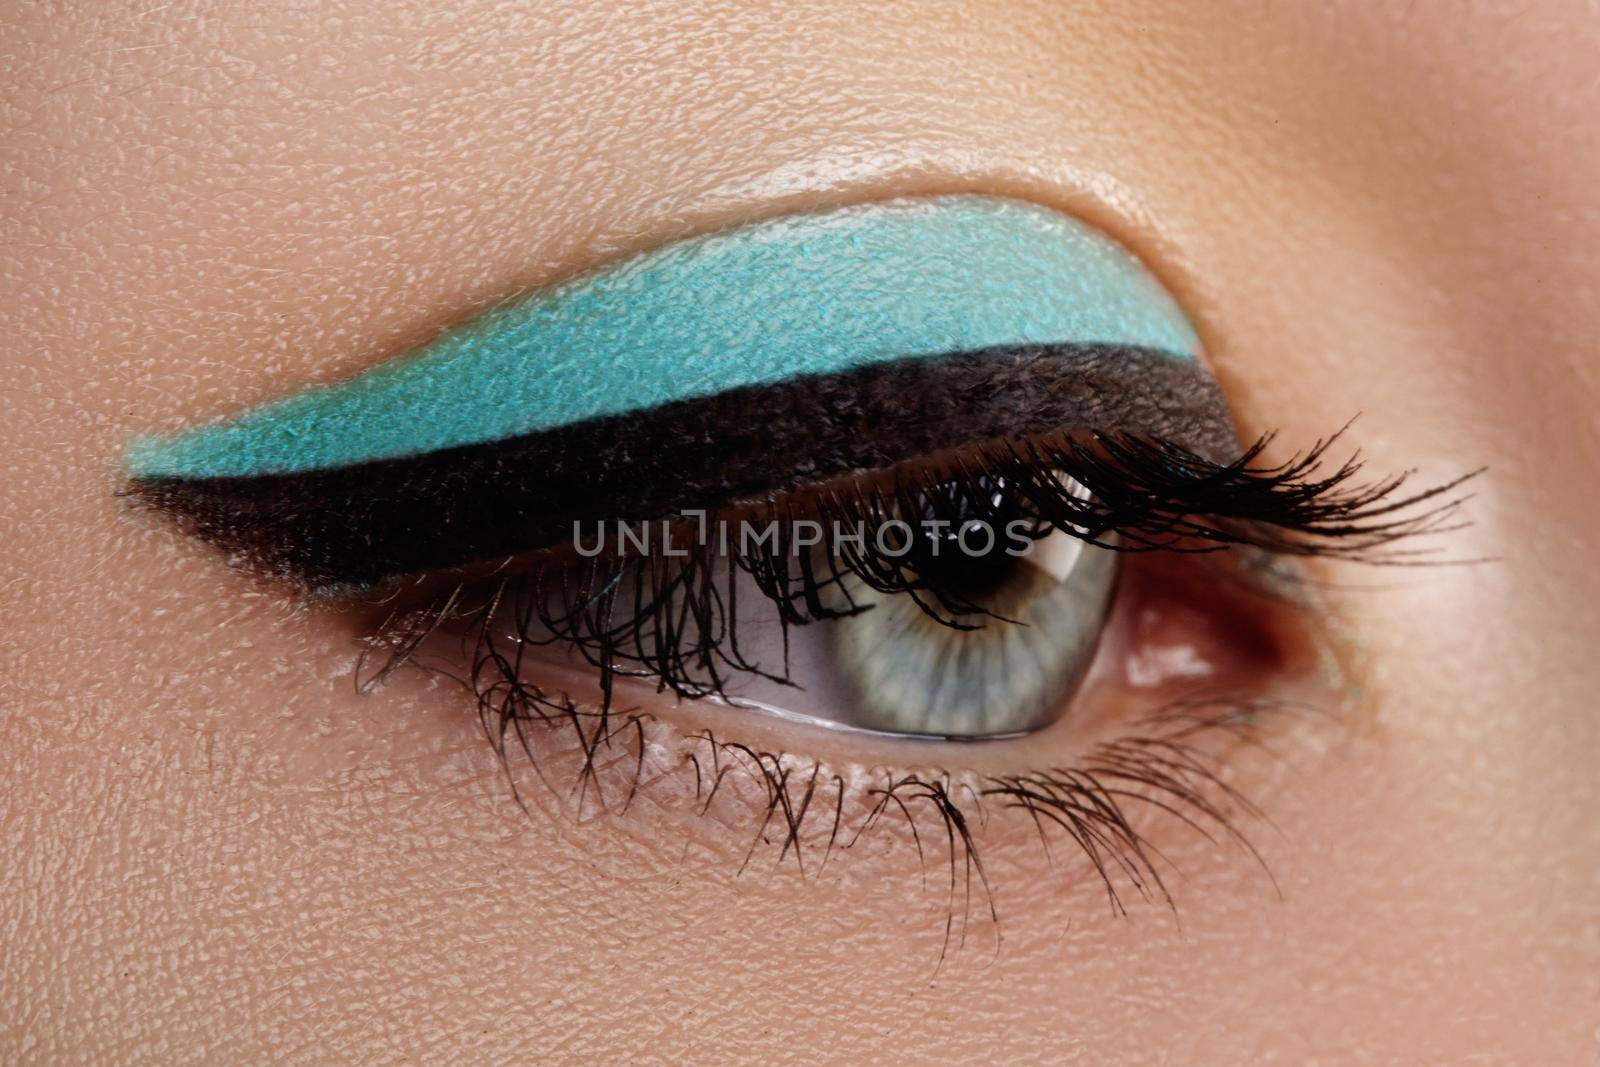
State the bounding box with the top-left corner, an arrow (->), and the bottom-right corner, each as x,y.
125,343 -> 1236,589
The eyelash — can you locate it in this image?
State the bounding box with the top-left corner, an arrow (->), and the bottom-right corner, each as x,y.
347,424 -> 1470,950
360,424 -> 1470,701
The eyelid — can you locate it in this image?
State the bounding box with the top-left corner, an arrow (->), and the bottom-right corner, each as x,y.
126,346 -> 1236,588
124,194 -> 1199,480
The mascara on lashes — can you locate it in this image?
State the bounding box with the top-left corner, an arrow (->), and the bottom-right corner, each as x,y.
124,195 -> 1230,587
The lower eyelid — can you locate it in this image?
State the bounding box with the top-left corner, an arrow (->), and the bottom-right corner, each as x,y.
342,546 -> 1336,936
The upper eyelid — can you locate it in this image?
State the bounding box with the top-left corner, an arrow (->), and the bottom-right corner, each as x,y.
124,194 -> 1200,480
124,345 -> 1235,588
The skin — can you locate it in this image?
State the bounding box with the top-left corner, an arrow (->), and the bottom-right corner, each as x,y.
2,1 -> 1597,1062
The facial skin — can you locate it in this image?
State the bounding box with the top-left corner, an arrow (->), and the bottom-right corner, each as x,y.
2,1 -> 1597,1062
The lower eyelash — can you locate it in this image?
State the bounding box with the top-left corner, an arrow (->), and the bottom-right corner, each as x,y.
341,424 -> 1467,955
357,655 -> 1308,962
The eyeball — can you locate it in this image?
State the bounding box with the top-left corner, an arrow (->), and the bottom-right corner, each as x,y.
831,527 -> 1117,737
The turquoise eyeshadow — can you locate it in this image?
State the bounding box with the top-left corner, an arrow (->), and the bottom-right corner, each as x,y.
127,195 -> 1199,479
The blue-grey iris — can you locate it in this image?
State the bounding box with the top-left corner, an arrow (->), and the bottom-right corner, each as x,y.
831,522 -> 1117,738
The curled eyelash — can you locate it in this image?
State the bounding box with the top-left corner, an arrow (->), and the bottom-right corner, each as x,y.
361,424 -> 1474,707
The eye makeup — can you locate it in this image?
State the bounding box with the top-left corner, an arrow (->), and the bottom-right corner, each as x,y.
119,191 -> 1475,940
126,195 -> 1200,480
126,195 -> 1227,589
130,343 -> 1234,588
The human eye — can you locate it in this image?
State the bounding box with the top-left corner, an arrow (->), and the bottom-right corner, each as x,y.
123,195 -> 1468,936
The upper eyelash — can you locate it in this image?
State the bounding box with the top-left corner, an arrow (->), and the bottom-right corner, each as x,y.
359,423 -> 1474,711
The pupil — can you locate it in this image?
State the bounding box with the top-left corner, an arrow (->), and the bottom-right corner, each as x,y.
906,478 -> 1035,599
